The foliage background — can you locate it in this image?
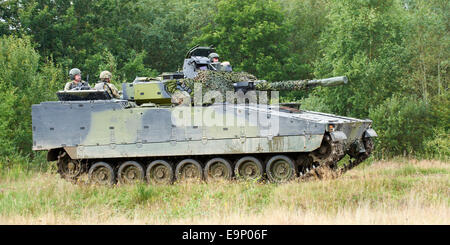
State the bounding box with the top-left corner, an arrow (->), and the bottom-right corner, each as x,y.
0,0 -> 448,170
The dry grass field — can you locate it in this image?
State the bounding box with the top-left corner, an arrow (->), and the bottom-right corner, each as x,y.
0,158 -> 448,225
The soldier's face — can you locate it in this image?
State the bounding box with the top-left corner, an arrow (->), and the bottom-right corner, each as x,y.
213,58 -> 219,63
74,74 -> 81,82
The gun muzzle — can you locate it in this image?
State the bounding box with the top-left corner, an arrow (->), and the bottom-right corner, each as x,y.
308,76 -> 348,87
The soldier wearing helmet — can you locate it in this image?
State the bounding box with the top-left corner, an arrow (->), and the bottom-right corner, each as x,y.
64,68 -> 90,91
208,52 -> 220,63
94,70 -> 120,99
208,53 -> 221,70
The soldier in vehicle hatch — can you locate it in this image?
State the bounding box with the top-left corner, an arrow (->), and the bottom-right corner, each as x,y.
94,70 -> 120,99
208,52 -> 221,70
64,68 -> 90,91
208,53 -> 232,72
208,52 -> 220,63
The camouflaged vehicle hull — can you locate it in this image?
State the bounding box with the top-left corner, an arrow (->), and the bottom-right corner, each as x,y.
32,100 -> 372,158
32,99 -> 376,184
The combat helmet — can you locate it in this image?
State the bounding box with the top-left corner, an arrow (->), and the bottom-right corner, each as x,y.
208,53 -> 219,62
69,68 -> 81,80
99,71 -> 112,81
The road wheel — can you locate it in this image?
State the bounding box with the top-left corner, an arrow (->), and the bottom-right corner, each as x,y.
234,156 -> 263,181
204,158 -> 232,182
146,160 -> 174,185
175,159 -> 203,182
88,162 -> 115,186
118,161 -> 145,184
266,155 -> 296,183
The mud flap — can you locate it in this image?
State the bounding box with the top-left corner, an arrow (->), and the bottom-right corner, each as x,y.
364,128 -> 378,138
330,131 -> 347,142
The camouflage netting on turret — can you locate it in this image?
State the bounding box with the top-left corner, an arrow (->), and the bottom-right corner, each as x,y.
255,80 -> 310,91
165,70 -> 258,96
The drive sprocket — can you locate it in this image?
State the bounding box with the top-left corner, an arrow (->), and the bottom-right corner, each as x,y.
57,151 -> 84,181
300,134 -> 345,180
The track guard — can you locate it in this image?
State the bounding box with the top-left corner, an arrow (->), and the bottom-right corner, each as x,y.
364,128 -> 378,138
329,131 -> 347,142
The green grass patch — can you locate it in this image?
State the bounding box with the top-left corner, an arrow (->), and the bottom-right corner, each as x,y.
381,165 -> 448,177
0,158 -> 448,223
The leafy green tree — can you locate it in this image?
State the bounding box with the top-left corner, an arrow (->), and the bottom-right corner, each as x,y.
1,0 -> 199,80
0,85 -> 19,157
279,0 -> 329,101
402,0 -> 449,102
423,92 -> 450,159
128,0 -> 216,73
311,0 -> 408,118
193,0 -> 290,81
281,0 -> 329,79
399,0 -> 449,158
0,36 -> 63,157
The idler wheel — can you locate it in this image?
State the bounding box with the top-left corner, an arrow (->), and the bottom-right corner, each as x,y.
234,156 -> 263,181
266,155 -> 296,183
146,160 -> 174,185
204,158 -> 232,182
118,161 -> 145,184
88,162 -> 115,186
175,159 -> 203,182
57,152 -> 83,180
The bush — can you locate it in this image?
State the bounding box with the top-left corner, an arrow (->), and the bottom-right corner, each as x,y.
369,95 -> 433,158
0,35 -> 63,159
423,128 -> 449,160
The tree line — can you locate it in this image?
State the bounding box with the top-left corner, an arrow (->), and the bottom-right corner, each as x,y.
0,0 -> 448,168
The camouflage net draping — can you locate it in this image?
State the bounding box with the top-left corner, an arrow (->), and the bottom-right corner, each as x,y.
165,70 -> 258,97
254,80 -> 309,91
165,70 -> 315,98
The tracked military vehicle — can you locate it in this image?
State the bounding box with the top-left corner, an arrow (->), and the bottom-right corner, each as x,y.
31,46 -> 377,185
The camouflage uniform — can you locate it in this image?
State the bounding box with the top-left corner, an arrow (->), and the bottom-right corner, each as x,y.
94,82 -> 120,99
64,80 -> 90,91
170,90 -> 191,105
94,71 -> 120,99
220,61 -> 232,72
65,68 -> 90,91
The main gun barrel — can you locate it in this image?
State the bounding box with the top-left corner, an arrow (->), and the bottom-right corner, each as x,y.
249,76 -> 348,91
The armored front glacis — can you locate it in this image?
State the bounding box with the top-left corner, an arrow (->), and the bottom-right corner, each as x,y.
31,46 -> 377,185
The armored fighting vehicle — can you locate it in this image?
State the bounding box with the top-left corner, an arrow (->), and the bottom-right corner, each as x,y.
31,46 -> 377,185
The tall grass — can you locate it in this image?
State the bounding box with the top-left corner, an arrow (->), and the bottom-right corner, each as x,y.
0,158 -> 448,224
0,152 -> 51,181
